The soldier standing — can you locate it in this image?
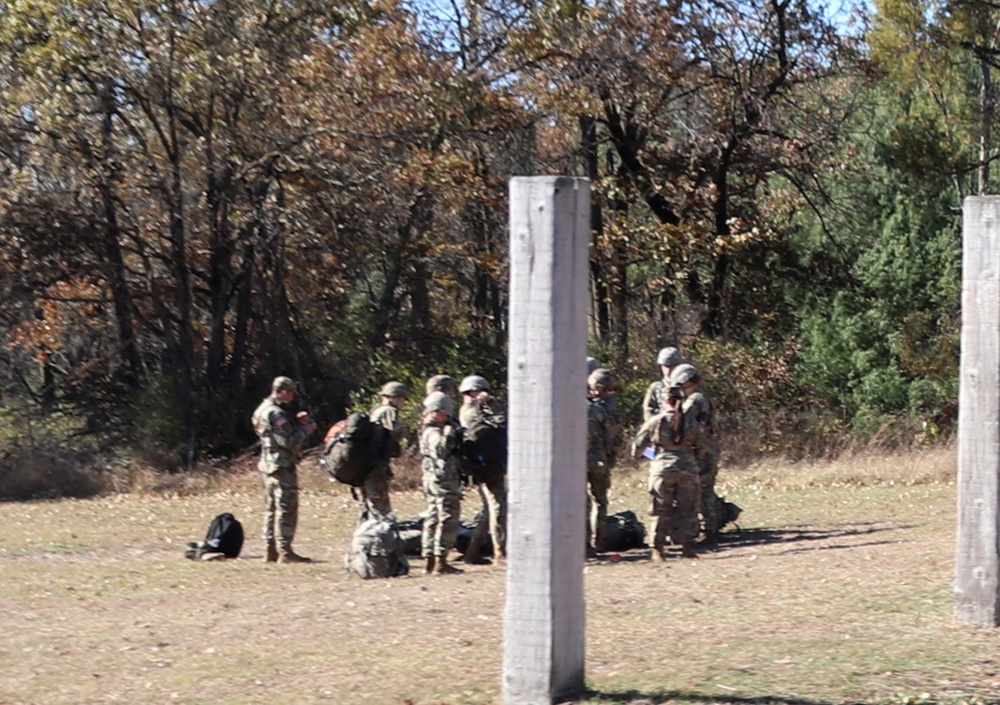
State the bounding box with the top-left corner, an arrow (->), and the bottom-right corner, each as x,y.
252,376 -> 316,563
642,347 -> 684,421
634,377 -> 699,559
586,368 -> 615,556
363,381 -> 408,521
458,374 -> 507,566
419,391 -> 464,575
672,364 -> 722,541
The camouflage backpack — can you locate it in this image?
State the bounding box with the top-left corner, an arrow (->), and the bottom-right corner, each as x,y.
321,412 -> 390,486
344,517 -> 410,579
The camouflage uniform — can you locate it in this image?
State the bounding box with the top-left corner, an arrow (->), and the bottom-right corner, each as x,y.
642,347 -> 683,421
460,395 -> 508,563
252,393 -> 310,556
683,388 -> 721,534
641,391 -> 699,557
586,395 -> 612,551
419,418 -> 463,559
601,392 -> 623,468
364,402 -> 406,520
642,380 -> 669,422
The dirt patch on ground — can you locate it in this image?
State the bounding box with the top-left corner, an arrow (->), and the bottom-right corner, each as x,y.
1,447 -> 994,705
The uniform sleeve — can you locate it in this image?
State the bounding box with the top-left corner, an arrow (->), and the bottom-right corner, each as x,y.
642,383 -> 659,422
422,424 -> 455,459
268,408 -> 307,450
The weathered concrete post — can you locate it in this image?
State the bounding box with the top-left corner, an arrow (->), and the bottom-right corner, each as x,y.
504,176 -> 590,703
957,196 -> 1000,625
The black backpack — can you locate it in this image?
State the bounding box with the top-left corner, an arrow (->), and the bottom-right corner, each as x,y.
717,496 -> 743,531
322,412 -> 390,486
201,512 -> 244,558
461,416 -> 507,483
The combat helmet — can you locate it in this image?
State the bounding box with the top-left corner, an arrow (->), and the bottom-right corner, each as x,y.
586,357 -> 601,374
272,376 -> 296,392
587,367 -> 615,393
423,391 -> 455,415
458,375 -> 490,394
656,347 -> 682,367
425,374 -> 457,395
379,381 -> 409,398
669,363 -> 699,386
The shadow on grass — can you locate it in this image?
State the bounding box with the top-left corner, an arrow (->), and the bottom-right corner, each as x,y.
705,522 -> 917,554
580,688 -> 840,705
586,522 -> 914,567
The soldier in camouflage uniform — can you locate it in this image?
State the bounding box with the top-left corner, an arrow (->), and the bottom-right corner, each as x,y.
642,347 -> 684,421
363,381 -> 408,522
633,377 -> 700,559
458,374 -> 507,565
251,376 -> 316,563
586,368 -> 615,555
420,391 -> 464,575
672,364 -> 722,541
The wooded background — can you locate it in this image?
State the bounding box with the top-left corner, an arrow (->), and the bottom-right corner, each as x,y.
0,0 -> 968,484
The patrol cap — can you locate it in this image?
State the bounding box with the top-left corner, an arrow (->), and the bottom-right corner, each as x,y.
379,381 -> 409,398
586,357 -> 601,374
425,374 -> 457,395
272,376 -> 297,392
656,346 -> 682,367
423,391 -> 455,415
459,375 -> 490,394
670,363 -> 699,385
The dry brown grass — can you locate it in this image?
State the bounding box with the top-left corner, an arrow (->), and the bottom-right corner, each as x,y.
2,445 -> 996,705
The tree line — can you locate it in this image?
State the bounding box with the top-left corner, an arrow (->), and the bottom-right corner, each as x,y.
0,0 -> 967,478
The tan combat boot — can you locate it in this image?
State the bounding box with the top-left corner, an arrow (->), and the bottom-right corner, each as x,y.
265,540 -> 279,563
650,546 -> 667,563
279,546 -> 312,564
423,556 -> 436,574
433,556 -> 464,575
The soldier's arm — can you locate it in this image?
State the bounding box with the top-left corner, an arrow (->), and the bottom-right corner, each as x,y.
423,425 -> 456,458
269,409 -> 308,450
642,383 -> 657,421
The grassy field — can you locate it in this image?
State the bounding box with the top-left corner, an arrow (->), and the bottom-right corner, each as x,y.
0,446 -> 995,705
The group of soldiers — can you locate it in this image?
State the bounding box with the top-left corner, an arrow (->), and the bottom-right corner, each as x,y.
251,373 -> 507,573
585,347 -> 719,561
250,345 -> 720,569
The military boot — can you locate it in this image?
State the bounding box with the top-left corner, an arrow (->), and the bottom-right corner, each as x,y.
265,540 -> 279,563
433,556 -> 464,575
423,556 -> 436,574
279,546 -> 312,563
680,542 -> 698,559
650,546 -> 667,563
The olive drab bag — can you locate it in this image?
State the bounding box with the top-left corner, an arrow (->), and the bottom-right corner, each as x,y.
321,412 -> 391,487
460,414 -> 507,483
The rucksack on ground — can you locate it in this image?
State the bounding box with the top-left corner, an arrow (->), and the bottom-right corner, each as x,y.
461,416 -> 507,483
717,496 -> 743,531
602,510 -> 647,552
185,512 -> 244,561
345,517 -> 410,579
321,412 -> 390,487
